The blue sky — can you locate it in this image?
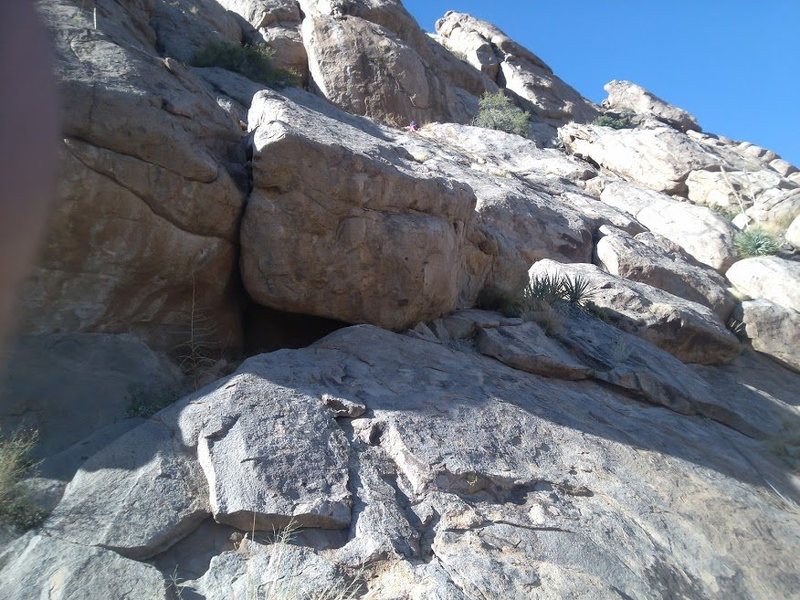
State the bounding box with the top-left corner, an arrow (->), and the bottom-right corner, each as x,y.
404,1 -> 800,165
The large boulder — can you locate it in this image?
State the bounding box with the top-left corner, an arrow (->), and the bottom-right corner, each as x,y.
0,333 -> 180,458
601,181 -> 738,272
595,226 -> 736,319
739,300 -> 800,372
602,80 -> 700,132
685,168 -> 785,210
241,90 -> 476,329
528,260 -> 740,364
726,256 -> 800,312
23,1 -> 247,354
560,123 -> 722,194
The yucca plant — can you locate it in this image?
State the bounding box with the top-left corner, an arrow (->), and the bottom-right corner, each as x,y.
561,274 -> 596,305
0,429 -> 45,530
735,228 -> 781,257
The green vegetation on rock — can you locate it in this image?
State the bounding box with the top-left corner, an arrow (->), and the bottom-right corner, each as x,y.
735,227 -> 781,257
191,41 -> 298,88
473,92 -> 530,136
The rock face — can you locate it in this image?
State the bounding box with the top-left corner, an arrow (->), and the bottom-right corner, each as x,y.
560,123 -> 721,194
528,260 -> 740,364
0,333 -> 179,458
297,0 -> 492,127
25,0 -> 247,354
602,80 -> 701,132
726,256 -> 800,312
0,534 -> 169,600
739,300 -> 800,372
5,2 -> 800,598
242,90 -> 476,329
595,226 -> 736,319
435,11 -> 598,142
601,181 -> 738,272
8,325 -> 799,599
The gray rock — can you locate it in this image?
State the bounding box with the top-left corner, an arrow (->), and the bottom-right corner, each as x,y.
196,372 -> 352,531
603,80 -> 700,132
595,226 -> 736,319
0,332 -> 180,458
528,260 -> 740,364
787,214 -> 800,249
44,418 -> 209,560
0,534 -> 168,599
476,322 -> 593,380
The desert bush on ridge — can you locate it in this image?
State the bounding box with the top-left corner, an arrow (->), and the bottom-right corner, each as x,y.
592,113 -> 633,130
473,91 -> 530,137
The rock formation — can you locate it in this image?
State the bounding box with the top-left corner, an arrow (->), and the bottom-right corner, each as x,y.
1,1 -> 798,598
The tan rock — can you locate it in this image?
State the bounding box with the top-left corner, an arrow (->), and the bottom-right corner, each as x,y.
25,1 -> 247,354
560,123 -> 721,194
601,181 -> 738,272
726,256 -> 800,312
685,168 -> 782,210
596,226 -> 735,319
241,91 -> 475,329
436,11 -> 598,141
602,80 -> 700,132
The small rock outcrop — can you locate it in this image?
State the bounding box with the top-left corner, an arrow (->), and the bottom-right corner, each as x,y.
602,79 -> 701,132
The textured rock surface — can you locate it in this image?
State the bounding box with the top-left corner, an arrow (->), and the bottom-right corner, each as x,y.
560,123 -> 721,194
44,419 -> 210,560
476,322 -> 593,380
528,260 -> 740,364
601,181 -> 738,271
436,11 -> 598,143
0,534 -> 168,599
0,333 -> 180,458
602,80 -> 700,132
740,300 -> 800,372
241,90 -> 476,329
595,226 -> 736,319
787,214 -> 800,248
24,0 -> 247,353
298,1 -> 491,126
726,256 -> 800,312
6,325 -> 800,598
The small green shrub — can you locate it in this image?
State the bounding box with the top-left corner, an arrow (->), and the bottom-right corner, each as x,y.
473,92 -> 530,137
191,41 -> 298,88
735,228 -> 781,257
593,114 -> 633,130
126,383 -> 182,419
476,286 -> 523,318
0,430 -> 45,530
